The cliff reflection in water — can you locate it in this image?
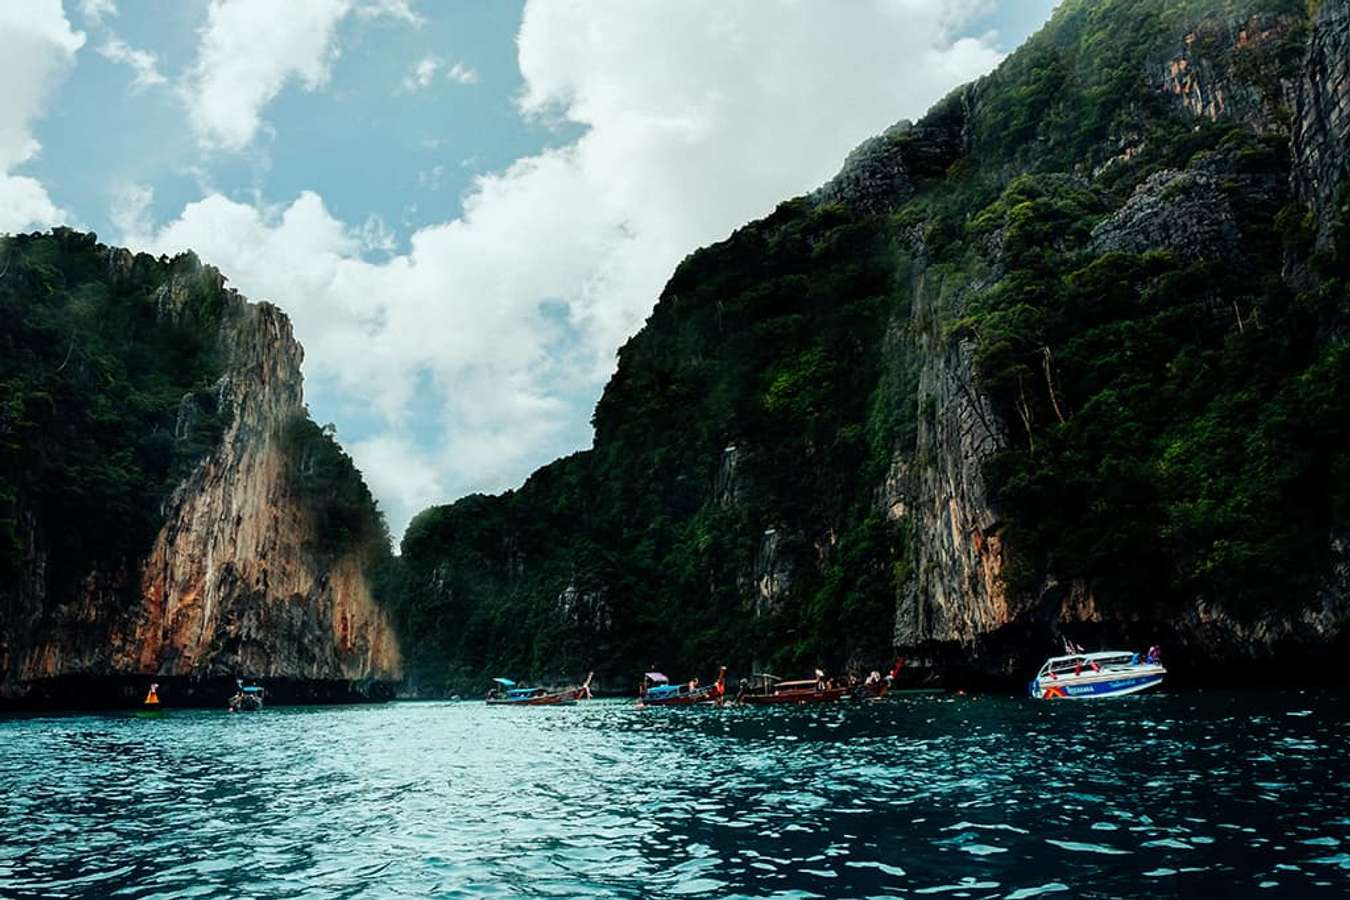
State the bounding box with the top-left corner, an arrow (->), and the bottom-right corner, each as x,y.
2,691 -> 1349,898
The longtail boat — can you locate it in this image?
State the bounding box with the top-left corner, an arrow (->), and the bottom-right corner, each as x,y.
228,680 -> 265,712
637,667 -> 726,707
854,659 -> 905,700
485,672 -> 593,706
734,672 -> 852,705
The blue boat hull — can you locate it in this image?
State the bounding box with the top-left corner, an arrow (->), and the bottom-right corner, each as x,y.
1031,674 -> 1164,700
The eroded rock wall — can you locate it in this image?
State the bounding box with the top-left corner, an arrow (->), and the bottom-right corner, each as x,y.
1293,0 -> 1350,239
4,251 -> 399,700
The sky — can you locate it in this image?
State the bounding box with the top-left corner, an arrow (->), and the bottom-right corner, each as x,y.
2,0 -> 1060,542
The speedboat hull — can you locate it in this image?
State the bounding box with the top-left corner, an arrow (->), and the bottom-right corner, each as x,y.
1031,668 -> 1165,700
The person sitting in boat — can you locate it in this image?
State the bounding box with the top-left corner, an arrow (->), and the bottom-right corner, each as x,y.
815,669 -> 827,692
865,670 -> 882,687
1146,645 -> 1161,665
688,677 -> 700,693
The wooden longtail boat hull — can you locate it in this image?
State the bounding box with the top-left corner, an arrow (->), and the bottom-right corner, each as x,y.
738,686 -> 852,705
639,668 -> 726,707
485,693 -> 577,706
640,687 -> 722,706
486,673 -> 592,706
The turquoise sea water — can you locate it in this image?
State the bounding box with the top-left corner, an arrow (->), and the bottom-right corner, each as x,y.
1,690 -> 1348,898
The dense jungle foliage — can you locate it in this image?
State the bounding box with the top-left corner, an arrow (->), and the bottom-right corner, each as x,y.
391,0 -> 1350,693
280,415 -> 393,567
391,202 -> 912,690
0,229 -> 394,631
0,230 -> 229,599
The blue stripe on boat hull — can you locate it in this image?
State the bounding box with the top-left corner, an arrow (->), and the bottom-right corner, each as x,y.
1032,674 -> 1164,700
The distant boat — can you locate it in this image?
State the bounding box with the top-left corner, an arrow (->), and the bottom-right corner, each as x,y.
228,681 -> 265,712
854,659 -> 906,700
485,673 -> 593,706
1029,651 -> 1166,700
735,673 -> 852,705
638,667 -> 726,706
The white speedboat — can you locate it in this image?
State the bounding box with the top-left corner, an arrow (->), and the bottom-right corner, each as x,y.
1028,651 -> 1165,700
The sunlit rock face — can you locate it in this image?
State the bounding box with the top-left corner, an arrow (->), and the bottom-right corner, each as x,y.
2,242 -> 399,703
1158,12 -> 1302,130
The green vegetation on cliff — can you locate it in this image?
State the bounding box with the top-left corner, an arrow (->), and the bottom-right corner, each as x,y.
0,230 -> 229,595
0,229 -> 397,688
389,0 -> 1350,692
393,201 -> 912,690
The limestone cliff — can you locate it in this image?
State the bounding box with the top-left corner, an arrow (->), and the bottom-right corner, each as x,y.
1293,0 -> 1350,240
394,0 -> 1350,691
0,231 -> 399,705
873,0 -> 1350,680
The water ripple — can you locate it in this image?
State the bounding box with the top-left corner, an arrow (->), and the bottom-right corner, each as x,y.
1,690 -> 1348,897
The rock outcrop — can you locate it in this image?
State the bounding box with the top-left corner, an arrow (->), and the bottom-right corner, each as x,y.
1,239 -> 399,705
814,89 -> 970,215
1158,12 -> 1302,131
1293,0 -> 1350,241
1090,165 -> 1244,260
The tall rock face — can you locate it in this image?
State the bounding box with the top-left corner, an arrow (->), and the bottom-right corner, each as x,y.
1293,0 -> 1350,239
0,230 -> 399,705
396,0 -> 1350,692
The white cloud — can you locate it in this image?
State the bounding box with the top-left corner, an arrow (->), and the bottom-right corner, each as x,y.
356,0 -> 422,26
131,0 -> 1006,538
110,182 -> 154,238
0,2 -> 83,233
183,0 -> 421,152
402,54 -> 440,92
402,56 -> 477,93
99,37 -> 167,90
417,164 -> 446,190
78,0 -> 116,25
0,174 -> 71,234
346,434 -> 444,531
183,0 -> 354,152
445,61 -> 478,85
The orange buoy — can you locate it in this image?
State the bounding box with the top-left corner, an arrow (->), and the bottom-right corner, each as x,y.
144,683 -> 160,706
